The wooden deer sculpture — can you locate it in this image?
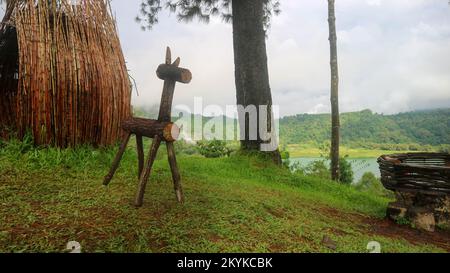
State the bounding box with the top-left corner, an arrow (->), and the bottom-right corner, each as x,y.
103,47 -> 192,207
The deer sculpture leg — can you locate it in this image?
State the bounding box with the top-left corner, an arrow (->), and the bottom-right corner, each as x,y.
103,133 -> 131,186
166,142 -> 184,203
136,135 -> 145,179
135,135 -> 162,207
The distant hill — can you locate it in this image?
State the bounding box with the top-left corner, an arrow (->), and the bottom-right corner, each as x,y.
280,108 -> 450,147
133,106 -> 450,148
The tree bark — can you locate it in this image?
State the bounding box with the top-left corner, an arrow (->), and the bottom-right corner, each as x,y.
231,0 -> 281,165
328,0 -> 340,181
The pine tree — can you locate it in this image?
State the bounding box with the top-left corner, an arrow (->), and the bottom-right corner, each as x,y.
138,0 -> 282,164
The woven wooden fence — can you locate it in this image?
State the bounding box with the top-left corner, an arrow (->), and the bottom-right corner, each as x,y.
378,153 -> 450,195
0,0 -> 131,147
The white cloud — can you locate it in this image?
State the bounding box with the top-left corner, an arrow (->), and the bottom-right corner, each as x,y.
3,0 -> 442,117
2,0 -> 447,117
367,0 -> 381,6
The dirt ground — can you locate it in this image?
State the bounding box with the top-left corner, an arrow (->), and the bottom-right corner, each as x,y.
318,206 -> 450,252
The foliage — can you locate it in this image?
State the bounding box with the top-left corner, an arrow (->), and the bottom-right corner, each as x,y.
291,157 -> 354,184
174,140 -> 199,155
137,0 -> 281,30
315,143 -> 353,184
279,108 -> 450,148
339,156 -> 353,185
354,172 -> 393,198
280,145 -> 292,169
395,217 -> 412,227
280,145 -> 290,160
133,107 -> 450,154
304,160 -> 331,180
197,139 -> 233,158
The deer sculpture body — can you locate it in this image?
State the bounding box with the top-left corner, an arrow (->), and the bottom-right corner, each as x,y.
103,47 -> 192,207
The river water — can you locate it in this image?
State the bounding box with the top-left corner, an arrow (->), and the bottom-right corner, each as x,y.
289,157 -> 381,183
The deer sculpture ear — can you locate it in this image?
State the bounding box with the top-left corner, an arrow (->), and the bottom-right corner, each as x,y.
172,57 -> 181,67
165,47 -> 172,65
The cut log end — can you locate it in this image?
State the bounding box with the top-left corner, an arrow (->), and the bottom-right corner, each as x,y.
163,123 -> 180,142
156,64 -> 192,84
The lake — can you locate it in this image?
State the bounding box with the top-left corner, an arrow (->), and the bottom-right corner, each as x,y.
290,157 -> 380,183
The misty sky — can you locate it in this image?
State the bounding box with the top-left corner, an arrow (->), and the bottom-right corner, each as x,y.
2,1 -> 450,117
110,0 -> 450,117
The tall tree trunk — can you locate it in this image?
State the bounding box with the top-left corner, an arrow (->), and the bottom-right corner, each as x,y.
231,0 -> 281,165
328,0 -> 340,181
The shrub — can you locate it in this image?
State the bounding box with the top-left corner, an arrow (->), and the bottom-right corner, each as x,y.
304,160 -> 330,180
197,140 -> 232,158
174,140 -> 199,155
355,172 -> 393,198
280,149 -> 290,160
339,156 -> 354,184
289,156 -> 354,183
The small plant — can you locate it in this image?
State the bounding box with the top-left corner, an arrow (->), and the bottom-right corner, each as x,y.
197,139 -> 233,158
396,217 -> 411,226
280,145 -> 292,169
436,223 -> 450,231
174,140 -> 199,155
339,156 -> 353,184
317,143 -> 354,184
0,131 -> 34,155
279,144 -> 290,160
304,160 -> 330,180
354,172 -> 393,198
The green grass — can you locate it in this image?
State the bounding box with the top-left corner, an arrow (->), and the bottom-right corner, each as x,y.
287,144 -> 428,158
0,138 -> 447,253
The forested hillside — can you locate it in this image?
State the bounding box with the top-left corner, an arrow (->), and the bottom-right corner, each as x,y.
280,109 -> 450,148
133,107 -> 449,150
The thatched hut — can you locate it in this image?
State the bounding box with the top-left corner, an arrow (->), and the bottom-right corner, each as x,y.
0,0 -> 131,147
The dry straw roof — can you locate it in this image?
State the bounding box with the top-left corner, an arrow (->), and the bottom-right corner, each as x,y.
0,0 -> 132,147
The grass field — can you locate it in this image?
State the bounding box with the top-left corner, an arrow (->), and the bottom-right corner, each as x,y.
287,144 -> 423,158
0,138 -> 448,253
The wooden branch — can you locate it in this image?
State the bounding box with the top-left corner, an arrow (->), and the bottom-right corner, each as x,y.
135,135 -> 162,207
136,135 -> 144,179
122,118 -> 180,142
165,47 -> 172,65
156,64 -> 192,84
167,142 -> 184,203
103,133 -> 131,186
172,57 -> 181,67
158,81 -> 176,122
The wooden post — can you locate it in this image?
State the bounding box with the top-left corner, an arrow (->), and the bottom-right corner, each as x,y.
167,142 -> 184,203
103,133 -> 131,186
136,135 -> 144,178
103,47 -> 191,207
135,135 -> 162,207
